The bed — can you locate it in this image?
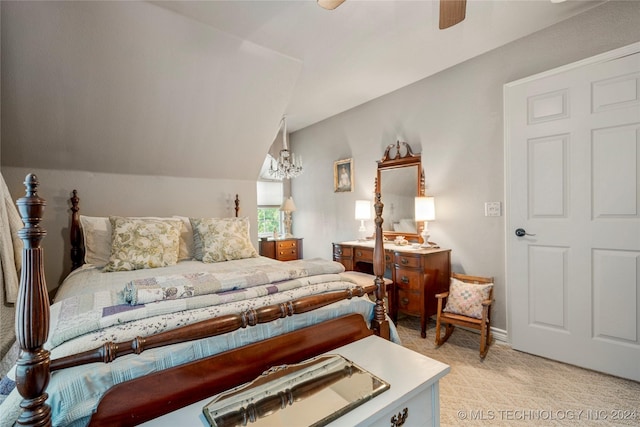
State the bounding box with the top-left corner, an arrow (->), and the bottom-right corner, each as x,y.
4,173 -> 391,427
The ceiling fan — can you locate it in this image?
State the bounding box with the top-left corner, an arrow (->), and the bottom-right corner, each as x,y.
317,0 -> 467,30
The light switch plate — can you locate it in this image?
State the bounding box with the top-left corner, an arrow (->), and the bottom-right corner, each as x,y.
485,202 -> 501,217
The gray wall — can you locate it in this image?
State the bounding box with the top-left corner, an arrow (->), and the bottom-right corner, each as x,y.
290,0 -> 640,333
3,167 -> 258,291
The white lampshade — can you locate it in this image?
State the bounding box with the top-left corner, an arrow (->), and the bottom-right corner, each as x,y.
354,200 -> 371,220
317,0 -> 346,10
280,197 -> 297,212
415,197 -> 435,221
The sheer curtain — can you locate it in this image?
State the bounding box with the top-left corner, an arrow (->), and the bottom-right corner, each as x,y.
0,173 -> 23,375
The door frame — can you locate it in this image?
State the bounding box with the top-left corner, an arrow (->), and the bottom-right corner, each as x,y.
503,41 -> 640,343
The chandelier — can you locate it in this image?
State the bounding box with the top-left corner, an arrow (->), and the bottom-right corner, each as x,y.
269,115 -> 303,179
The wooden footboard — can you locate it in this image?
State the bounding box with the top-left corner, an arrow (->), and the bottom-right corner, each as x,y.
13,174 -> 389,427
89,314 -> 373,426
50,284 -> 376,372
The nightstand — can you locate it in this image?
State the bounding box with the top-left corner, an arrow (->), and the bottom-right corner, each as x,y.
259,237 -> 303,261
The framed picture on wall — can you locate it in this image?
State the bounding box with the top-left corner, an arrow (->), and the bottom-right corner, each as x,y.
334,158 -> 354,193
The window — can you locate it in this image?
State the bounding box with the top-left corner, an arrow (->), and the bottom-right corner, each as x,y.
258,207 -> 281,236
257,181 -> 284,238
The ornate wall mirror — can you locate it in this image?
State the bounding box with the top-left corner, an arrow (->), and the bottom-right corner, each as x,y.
376,141 -> 424,242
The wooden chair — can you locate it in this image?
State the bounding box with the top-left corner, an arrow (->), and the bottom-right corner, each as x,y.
435,273 -> 494,358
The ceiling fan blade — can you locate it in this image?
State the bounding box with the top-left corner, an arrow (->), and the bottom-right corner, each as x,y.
439,0 -> 467,29
317,0 -> 346,10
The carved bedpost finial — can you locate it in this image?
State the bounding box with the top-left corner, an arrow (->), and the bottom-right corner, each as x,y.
70,190 -> 84,270
372,191 -> 390,340
234,194 -> 240,217
16,174 -> 47,248
15,173 -> 52,427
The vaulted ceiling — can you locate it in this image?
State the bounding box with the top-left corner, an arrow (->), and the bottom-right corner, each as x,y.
153,0 -> 605,131
1,1 -> 605,180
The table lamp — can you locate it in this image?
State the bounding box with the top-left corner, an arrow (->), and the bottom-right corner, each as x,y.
280,197 -> 297,238
415,196 -> 435,247
355,200 -> 371,241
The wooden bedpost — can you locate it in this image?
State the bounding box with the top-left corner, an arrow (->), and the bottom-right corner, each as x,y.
14,174 -> 52,427
70,189 -> 84,271
372,190 -> 390,340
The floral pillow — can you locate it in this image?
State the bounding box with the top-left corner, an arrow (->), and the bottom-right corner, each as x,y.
81,215 -> 192,266
443,277 -> 493,319
190,217 -> 258,263
103,217 -> 182,272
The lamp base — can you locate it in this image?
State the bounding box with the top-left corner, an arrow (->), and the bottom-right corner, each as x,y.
420,229 -> 432,248
282,211 -> 293,239
357,220 -> 368,241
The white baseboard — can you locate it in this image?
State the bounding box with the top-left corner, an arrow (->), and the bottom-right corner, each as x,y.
456,325 -> 508,343
491,326 -> 508,343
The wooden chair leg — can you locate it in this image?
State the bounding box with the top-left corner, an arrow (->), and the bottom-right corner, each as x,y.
479,321 -> 490,358
435,295 -> 447,346
443,324 -> 454,343
435,319 -> 455,347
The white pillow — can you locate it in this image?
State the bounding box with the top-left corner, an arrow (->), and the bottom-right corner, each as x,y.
173,216 -> 195,261
79,215 -> 111,267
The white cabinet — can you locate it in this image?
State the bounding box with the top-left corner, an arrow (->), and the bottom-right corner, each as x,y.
327,336 -> 448,427
142,335 -> 450,427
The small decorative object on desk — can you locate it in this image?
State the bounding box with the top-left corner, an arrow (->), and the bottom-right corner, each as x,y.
203,355 -> 389,427
394,236 -> 408,246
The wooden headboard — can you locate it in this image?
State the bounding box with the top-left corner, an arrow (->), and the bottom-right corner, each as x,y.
69,191 -> 241,271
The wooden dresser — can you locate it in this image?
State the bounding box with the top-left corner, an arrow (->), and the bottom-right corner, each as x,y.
333,241 -> 451,338
259,237 -> 303,261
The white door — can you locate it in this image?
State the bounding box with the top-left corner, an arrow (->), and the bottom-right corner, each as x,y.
506,43 -> 640,381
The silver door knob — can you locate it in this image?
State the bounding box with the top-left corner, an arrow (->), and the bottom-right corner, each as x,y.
515,228 -> 536,237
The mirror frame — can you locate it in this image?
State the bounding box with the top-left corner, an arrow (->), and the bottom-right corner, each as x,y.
376,141 -> 424,243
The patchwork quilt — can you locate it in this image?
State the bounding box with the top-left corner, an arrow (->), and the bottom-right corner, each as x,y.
1,257 -> 388,427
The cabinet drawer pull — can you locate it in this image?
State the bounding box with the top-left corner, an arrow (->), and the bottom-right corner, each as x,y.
401,258 -> 409,265
356,250 -> 362,257
385,254 -> 391,262
390,407 -> 408,427
401,276 -> 409,284
400,297 -> 409,306
337,249 -> 342,255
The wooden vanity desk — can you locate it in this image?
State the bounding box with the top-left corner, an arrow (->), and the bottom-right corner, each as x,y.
334,240 -> 451,338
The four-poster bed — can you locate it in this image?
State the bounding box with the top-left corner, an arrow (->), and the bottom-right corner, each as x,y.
8,173 -> 391,426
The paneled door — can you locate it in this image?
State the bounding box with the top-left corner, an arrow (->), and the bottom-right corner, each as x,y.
505,43 -> 640,381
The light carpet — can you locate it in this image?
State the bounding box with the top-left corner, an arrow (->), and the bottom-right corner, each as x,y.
395,316 -> 640,426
